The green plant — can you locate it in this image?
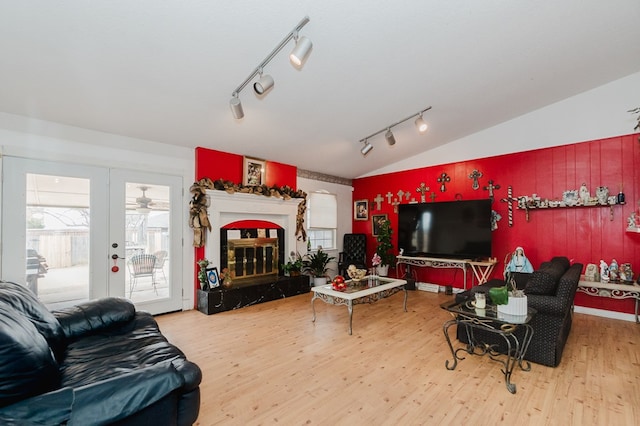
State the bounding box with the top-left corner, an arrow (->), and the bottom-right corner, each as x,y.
375,218 -> 395,266
303,248 -> 335,277
282,251 -> 303,275
197,258 -> 210,290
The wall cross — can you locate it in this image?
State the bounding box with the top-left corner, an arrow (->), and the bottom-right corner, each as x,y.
373,193 -> 384,210
483,179 -> 501,200
416,182 -> 429,202
386,191 -> 393,204
391,198 -> 400,213
429,191 -> 437,202
437,172 -> 450,192
499,185 -> 518,227
468,169 -> 483,190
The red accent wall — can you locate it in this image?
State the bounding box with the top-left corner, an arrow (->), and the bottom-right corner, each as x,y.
352,134 -> 640,316
192,147 -> 298,305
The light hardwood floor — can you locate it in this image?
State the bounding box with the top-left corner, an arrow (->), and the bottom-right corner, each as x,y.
156,290 -> 640,425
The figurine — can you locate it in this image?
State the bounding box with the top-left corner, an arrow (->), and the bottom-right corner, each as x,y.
584,263 -> 599,282
609,259 -> 619,282
600,260 -> 610,282
579,183 -> 590,205
504,246 -> 534,278
620,263 -> 634,283
596,186 -> 609,205
628,212 -> 637,229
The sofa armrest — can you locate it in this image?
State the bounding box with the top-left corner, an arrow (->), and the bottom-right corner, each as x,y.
53,297 -> 136,341
0,387 -> 73,424
69,362 -> 184,425
526,294 -> 569,316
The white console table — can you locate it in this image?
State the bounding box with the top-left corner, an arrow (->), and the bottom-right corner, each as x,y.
577,278 -> 640,323
396,255 -> 497,290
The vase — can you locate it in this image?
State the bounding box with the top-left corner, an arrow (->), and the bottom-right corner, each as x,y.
497,294 -> 528,319
313,277 -> 327,287
377,265 -> 389,277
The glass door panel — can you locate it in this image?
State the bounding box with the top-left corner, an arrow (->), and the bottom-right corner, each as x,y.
26,174 -> 91,308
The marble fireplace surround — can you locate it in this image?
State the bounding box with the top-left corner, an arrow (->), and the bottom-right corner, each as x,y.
204,190 -> 301,272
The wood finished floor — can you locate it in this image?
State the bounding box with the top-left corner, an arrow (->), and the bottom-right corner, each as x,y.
156,290 -> 640,425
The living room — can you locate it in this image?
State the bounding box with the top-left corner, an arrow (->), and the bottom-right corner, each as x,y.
1,2 -> 639,424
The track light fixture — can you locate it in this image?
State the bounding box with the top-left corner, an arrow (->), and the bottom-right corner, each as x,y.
357,106 -> 432,156
384,129 -> 396,146
229,16 -> 312,119
361,140 -> 374,156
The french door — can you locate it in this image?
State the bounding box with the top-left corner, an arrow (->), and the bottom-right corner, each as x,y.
1,157 -> 183,314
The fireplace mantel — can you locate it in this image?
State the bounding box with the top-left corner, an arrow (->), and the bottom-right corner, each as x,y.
205,190 -> 301,270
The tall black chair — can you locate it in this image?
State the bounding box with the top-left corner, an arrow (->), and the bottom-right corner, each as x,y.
338,233 -> 367,277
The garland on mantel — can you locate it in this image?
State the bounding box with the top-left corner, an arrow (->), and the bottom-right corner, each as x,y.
189,177 -> 307,248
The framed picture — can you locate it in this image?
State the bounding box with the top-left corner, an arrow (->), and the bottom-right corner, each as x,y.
206,266 -> 220,289
354,199 -> 368,221
372,214 -> 388,236
243,157 -> 265,186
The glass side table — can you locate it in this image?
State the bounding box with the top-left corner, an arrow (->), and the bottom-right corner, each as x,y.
440,300 -> 537,394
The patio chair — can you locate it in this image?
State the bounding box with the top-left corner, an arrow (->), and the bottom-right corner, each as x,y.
128,254 -> 157,297
153,250 -> 168,281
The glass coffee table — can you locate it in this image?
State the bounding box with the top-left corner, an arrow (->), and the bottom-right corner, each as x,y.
311,276 -> 407,335
440,300 -> 536,393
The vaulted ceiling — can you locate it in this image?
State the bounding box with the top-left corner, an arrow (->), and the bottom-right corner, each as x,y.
1,1 -> 639,179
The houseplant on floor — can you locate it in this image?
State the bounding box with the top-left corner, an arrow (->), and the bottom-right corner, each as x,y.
375,218 -> 395,276
303,247 -> 335,286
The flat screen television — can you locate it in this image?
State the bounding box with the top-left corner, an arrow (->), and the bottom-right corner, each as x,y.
397,199 -> 492,260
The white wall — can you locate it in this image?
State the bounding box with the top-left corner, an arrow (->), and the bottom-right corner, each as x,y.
366,71 -> 640,177
297,176 -> 353,278
0,112 -> 196,310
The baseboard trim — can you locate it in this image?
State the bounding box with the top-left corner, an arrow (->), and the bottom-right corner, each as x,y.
574,306 -> 637,323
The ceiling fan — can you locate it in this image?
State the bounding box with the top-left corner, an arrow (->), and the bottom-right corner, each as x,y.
135,186 -> 154,213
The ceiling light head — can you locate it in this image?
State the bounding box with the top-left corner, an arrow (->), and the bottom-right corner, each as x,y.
385,129 -> 396,146
253,73 -> 274,95
230,96 -> 244,119
290,35 -> 313,68
360,140 -> 373,156
415,114 -> 428,133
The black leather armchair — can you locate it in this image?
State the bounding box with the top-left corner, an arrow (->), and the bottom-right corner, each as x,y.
338,233 -> 367,276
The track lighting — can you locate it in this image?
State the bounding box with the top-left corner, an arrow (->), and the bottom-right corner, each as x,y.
290,34 -> 313,67
229,16 -> 312,119
385,129 -> 396,146
356,106 -> 432,156
361,140 -> 374,156
253,72 -> 274,95
415,114 -> 428,133
230,96 -> 244,119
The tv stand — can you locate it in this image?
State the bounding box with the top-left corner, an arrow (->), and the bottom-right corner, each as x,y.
396,255 -> 497,290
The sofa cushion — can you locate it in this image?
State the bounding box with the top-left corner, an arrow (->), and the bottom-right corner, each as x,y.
0,308 -> 60,407
53,297 -> 136,342
0,281 -> 66,361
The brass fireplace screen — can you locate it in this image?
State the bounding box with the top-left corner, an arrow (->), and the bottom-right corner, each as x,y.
227,238 -> 279,286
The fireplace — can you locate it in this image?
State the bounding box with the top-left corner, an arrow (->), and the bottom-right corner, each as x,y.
205,191 -> 301,284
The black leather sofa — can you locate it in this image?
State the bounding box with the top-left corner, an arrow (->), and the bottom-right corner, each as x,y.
454,257 -> 583,367
0,280 -> 201,425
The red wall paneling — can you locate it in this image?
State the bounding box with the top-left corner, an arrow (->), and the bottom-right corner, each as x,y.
352,134 -> 640,317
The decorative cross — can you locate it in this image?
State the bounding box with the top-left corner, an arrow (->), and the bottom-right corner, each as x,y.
385,191 -> 393,204
483,179 -> 501,200
404,191 -> 411,201
373,193 -> 384,210
416,182 -> 429,202
499,185 -> 519,227
391,198 -> 401,213
397,189 -> 405,200
437,172 -> 451,192
429,191 -> 437,202
468,169 -> 483,190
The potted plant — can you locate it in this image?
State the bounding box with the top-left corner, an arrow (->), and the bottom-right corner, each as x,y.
303,247 -> 335,286
489,273 -> 528,319
282,251 -> 303,276
375,218 -> 395,276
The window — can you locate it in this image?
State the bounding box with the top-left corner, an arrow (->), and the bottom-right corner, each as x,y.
306,192 -> 337,250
